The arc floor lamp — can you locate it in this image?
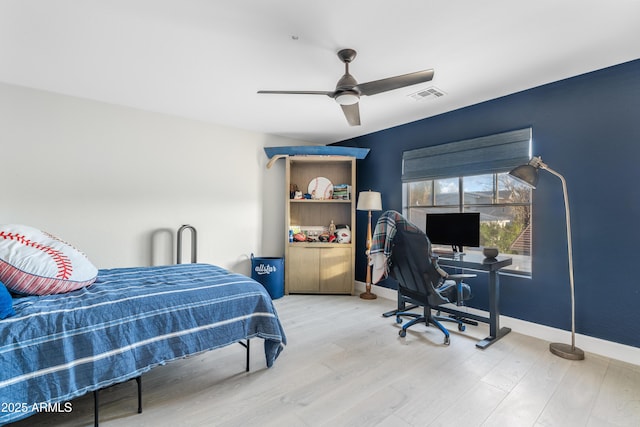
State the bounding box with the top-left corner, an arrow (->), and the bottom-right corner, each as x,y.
509,156 -> 585,360
357,190 -> 382,300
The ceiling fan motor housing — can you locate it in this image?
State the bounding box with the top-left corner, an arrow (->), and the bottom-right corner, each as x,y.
334,72 -> 360,105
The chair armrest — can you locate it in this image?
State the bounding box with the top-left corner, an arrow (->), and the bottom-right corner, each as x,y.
447,273 -> 477,280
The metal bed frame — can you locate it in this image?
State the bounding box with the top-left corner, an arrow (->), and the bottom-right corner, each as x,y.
92,225 -> 251,426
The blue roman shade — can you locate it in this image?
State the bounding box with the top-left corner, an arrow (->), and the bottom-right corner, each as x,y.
402,128 -> 532,182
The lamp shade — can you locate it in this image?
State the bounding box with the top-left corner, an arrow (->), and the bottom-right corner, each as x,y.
357,191 -> 382,211
509,163 -> 539,189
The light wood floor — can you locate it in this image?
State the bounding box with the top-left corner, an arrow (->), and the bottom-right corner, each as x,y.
13,294 -> 640,427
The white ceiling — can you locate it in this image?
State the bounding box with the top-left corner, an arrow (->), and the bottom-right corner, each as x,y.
1,1 -> 639,144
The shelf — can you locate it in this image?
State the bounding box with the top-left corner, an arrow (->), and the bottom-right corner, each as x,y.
288,242 -> 353,248
289,199 -> 351,203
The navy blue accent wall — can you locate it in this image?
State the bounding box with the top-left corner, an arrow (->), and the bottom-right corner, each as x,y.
337,59 -> 640,348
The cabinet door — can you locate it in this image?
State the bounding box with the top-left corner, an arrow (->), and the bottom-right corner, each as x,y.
287,247 -> 320,293
319,246 -> 353,294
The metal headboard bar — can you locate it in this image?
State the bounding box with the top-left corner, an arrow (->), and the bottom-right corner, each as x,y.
176,224 -> 197,264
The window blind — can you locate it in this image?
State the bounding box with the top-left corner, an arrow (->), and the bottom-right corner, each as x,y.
402,128 -> 532,182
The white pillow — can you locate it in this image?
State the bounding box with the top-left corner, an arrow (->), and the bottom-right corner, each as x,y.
0,224 -> 97,295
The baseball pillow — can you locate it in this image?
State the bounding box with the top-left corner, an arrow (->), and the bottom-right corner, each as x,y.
0,224 -> 98,295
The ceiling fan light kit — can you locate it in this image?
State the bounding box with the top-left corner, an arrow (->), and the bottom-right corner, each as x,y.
258,48 -> 434,126
335,92 -> 359,105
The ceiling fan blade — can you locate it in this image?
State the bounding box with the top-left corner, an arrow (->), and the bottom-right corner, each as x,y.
356,69 -> 434,96
257,90 -> 333,96
341,103 -> 361,126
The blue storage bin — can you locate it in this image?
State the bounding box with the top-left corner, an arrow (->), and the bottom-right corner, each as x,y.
250,254 -> 284,299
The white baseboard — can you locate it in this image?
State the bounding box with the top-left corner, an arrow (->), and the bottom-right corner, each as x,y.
355,281 -> 640,366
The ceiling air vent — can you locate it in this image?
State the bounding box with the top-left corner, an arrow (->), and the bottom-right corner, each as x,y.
408,86 -> 446,101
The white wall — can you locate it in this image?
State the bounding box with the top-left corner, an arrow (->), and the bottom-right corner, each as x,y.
0,82 -> 311,275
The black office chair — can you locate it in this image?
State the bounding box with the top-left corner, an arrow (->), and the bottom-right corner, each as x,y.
390,222 -> 476,345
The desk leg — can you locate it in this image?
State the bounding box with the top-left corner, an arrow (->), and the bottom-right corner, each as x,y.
476,270 -> 511,349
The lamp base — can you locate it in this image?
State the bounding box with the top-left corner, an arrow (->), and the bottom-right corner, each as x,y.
360,290 -> 377,300
360,283 -> 378,299
360,282 -> 377,300
549,342 -> 585,360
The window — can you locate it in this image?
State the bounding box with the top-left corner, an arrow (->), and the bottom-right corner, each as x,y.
404,173 -> 531,273
401,128 -> 533,274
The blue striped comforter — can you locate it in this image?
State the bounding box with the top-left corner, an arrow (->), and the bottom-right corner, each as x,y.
0,263 -> 286,425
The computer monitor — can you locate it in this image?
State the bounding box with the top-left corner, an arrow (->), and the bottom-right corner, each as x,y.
425,212 -> 480,254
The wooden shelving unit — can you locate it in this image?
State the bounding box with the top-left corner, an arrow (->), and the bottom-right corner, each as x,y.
285,156 -> 355,294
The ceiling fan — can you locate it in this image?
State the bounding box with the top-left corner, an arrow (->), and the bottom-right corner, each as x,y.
257,48 -> 434,126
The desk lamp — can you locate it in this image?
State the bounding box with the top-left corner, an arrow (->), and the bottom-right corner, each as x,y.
357,190 -> 382,300
509,156 -> 584,360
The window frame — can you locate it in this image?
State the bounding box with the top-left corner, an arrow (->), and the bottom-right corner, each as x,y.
403,172 -> 532,276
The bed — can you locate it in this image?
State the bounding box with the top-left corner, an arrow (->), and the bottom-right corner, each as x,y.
0,262 -> 287,425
